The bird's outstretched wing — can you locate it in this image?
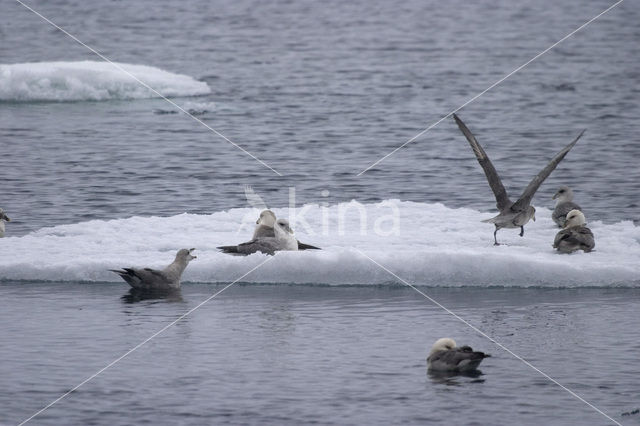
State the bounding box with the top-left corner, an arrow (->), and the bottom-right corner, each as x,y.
453,114 -> 511,211
512,130 -> 585,212
244,185 -> 269,210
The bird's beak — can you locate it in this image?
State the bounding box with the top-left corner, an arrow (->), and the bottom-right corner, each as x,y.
189,248 -> 197,259
532,213 -> 536,222
2,215 -> 9,222
552,193 -> 558,200
256,219 -> 260,224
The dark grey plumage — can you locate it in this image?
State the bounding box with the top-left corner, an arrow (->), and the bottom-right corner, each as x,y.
218,238 -> 288,255
111,248 -> 196,290
553,210 -> 595,253
453,114 -> 585,245
554,227 -> 595,253
552,186 -> 583,227
552,202 -> 582,227
427,338 -> 490,372
219,219 -> 299,255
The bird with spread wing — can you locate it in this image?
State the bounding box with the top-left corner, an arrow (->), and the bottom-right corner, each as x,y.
453,114 -> 585,245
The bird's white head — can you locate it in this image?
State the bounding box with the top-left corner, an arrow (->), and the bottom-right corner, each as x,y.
563,210 -> 586,228
257,210 -> 277,227
275,219 -> 294,235
429,337 -> 457,356
176,248 -> 197,263
0,208 -> 10,222
553,186 -> 574,204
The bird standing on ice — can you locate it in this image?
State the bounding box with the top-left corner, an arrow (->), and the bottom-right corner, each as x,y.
427,338 -> 490,372
453,114 -> 584,245
0,208 -> 10,237
552,186 -> 583,227
553,210 -> 595,253
111,248 -> 196,290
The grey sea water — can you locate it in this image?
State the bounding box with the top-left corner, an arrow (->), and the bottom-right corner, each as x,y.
1,0 -> 639,424
2,284 -> 640,425
0,0 -> 639,234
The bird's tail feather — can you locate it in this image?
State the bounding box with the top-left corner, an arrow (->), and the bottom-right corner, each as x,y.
217,245 -> 239,253
298,242 -> 321,250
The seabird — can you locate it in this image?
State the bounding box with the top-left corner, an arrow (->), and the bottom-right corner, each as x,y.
218,218 -> 299,255
453,113 -> 585,245
253,210 -> 321,250
553,209 -> 595,253
552,186 -> 583,227
253,210 -> 277,239
111,248 -> 196,290
0,208 -> 10,238
427,338 -> 490,372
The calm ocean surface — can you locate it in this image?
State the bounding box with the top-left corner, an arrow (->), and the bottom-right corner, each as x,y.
2,284 -> 640,425
1,0 -> 639,424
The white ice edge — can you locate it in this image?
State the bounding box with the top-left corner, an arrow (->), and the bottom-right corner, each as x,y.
0,61 -> 210,102
1,200 -> 638,287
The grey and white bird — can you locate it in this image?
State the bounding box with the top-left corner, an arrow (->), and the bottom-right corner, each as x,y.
252,210 -> 320,250
553,209 -> 595,253
453,113 -> 585,245
552,186 -> 583,227
218,218 -> 299,255
427,338 -> 490,372
252,209 -> 277,239
111,248 -> 196,290
0,208 -> 10,238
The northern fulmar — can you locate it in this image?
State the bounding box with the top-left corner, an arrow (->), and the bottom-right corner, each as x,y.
0,208 -> 10,238
552,186 -> 583,227
453,113 -> 585,245
218,218 -> 299,255
253,210 -> 320,250
553,209 -> 595,253
111,248 -> 196,290
427,338 -> 491,372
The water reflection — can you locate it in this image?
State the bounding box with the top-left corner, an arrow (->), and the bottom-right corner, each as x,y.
121,288 -> 184,304
427,369 -> 485,386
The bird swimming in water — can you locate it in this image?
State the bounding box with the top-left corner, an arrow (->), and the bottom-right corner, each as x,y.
253,210 -> 320,250
218,218 -> 299,255
552,186 -> 583,227
553,209 -> 595,253
0,208 -> 10,238
111,248 -> 196,290
453,113 -> 585,245
427,338 -> 490,372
